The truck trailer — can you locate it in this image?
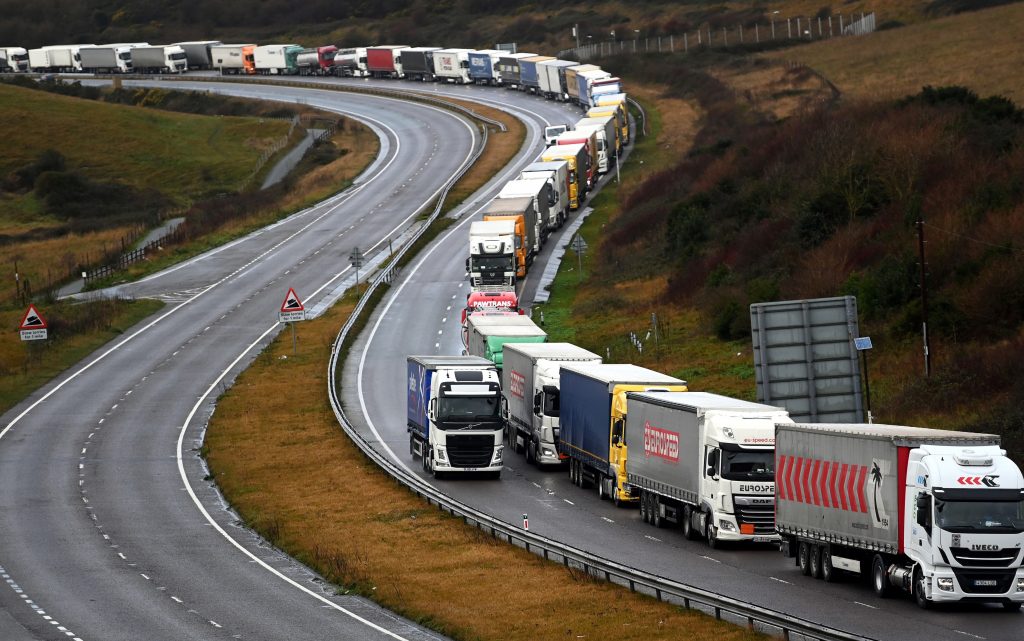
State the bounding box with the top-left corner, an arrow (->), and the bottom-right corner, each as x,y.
332,48 -> 367,77
468,50 -> 502,85
465,315 -> 546,370
497,178 -> 554,246
537,59 -> 577,100
502,343 -> 601,466
467,220 -> 516,290
173,41 -> 222,69
541,143 -> 588,210
559,364 -> 687,506
496,52 -> 536,89
296,45 -> 337,75
625,392 -> 792,547
132,45 -> 187,73
211,44 -> 255,75
366,45 -> 408,78
573,116 -> 617,174
482,196 -> 539,277
519,160 -> 570,229
589,95 -> 630,146
78,46 -> 133,74
433,48 -> 473,84
254,44 -> 301,75
400,47 -> 441,81
776,422 -> 1024,609
518,55 -> 554,93
564,64 -> 600,103
407,355 -> 504,478
554,131 -> 597,190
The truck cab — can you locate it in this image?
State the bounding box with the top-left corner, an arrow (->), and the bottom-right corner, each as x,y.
467,219 -> 516,289
905,444 -> 1024,608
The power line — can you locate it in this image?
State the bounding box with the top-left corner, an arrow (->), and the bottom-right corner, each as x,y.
921,222 -> 1021,253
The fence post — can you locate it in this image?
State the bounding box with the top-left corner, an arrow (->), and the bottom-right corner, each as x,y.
697,29 -> 702,46
771,19 -> 776,40
756,23 -> 759,43
797,17 -> 802,38
739,24 -> 744,44
839,14 -> 844,34
684,32 -> 688,52
723,26 -> 727,46
787,18 -> 792,39
829,15 -> 833,37
670,35 -> 674,52
658,36 -> 662,52
818,17 -> 823,37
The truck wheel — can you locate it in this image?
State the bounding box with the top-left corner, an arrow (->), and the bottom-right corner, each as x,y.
651,496 -> 662,528
570,460 -> 579,486
913,568 -> 932,610
682,506 -> 698,540
1003,602 -> 1022,612
871,555 -> 892,598
526,440 -> 536,465
639,492 -> 649,523
613,486 -> 625,508
798,542 -> 811,576
597,475 -> 608,500
706,517 -> 719,549
821,545 -> 836,583
809,545 -> 822,579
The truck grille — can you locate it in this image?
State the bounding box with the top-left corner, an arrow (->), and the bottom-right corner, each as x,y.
446,434 -> 494,468
951,568 -> 1016,594
950,547 -> 1021,568
733,502 -> 776,535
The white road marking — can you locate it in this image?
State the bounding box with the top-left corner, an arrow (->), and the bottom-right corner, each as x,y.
770,577 -> 791,584
854,601 -> 877,609
563,499 -> 574,505
645,535 -> 661,542
701,555 -> 721,563
601,517 -> 614,523
171,596 -> 183,603
954,631 -> 985,640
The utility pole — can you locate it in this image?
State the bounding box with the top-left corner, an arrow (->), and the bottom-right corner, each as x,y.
917,215 -> 931,376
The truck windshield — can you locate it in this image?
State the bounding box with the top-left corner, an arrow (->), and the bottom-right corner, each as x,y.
119,52 -> 131,60
439,395 -> 499,422
935,499 -> 1024,533
720,450 -> 774,481
171,52 -> 187,60
543,391 -> 559,417
472,255 -> 514,271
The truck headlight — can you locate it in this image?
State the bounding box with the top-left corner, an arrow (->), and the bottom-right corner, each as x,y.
435,447 -> 448,462
937,577 -> 955,592
490,446 -> 503,464
718,520 -> 736,532
1017,577 -> 1024,593
543,448 -> 555,457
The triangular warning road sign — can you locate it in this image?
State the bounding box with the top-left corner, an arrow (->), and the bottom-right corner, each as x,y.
280,288 -> 304,313
18,304 -> 47,330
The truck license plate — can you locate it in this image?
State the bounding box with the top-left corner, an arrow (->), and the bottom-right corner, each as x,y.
753,536 -> 773,543
974,580 -> 997,586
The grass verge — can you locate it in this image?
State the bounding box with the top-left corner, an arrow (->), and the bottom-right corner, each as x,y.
0,298 -> 164,415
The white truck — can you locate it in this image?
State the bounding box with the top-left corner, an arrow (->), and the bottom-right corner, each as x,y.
537,59 -> 578,101
173,41 -> 223,70
497,178 -> 555,246
332,47 -> 368,77
776,422 -> 1024,610
624,392 -> 792,547
467,220 -> 516,290
520,160 -> 570,229
132,45 -> 187,73
30,45 -> 90,73
502,343 -> 601,466
544,123 -> 568,146
0,47 -> 29,72
432,48 -> 473,84
210,44 -> 255,75
79,46 -> 134,74
407,355 -> 505,479
575,114 -> 619,171
254,44 -> 302,74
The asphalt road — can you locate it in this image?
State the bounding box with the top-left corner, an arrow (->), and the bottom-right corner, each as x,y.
0,80 -> 482,641
336,79 -> 1023,641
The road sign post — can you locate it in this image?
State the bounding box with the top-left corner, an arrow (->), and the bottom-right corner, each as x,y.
349,247 -> 364,294
18,304 -> 48,342
854,336 -> 873,423
279,288 -> 306,354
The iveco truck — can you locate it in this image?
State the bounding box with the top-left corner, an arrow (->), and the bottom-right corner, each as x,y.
625,392 -> 792,547
407,356 -> 504,479
776,422 -> 1024,610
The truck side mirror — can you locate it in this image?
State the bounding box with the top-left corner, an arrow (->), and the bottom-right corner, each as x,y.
611,419 -> 624,446
916,493 -> 932,530
533,391 -> 542,415
465,257 -> 470,271
428,397 -> 437,422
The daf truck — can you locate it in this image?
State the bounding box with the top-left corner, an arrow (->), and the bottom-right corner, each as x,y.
577,69 -> 612,107
497,178 -> 554,245
565,64 -> 600,104
776,422 -> 1024,610
625,392 -> 792,547
520,160 -> 570,229
407,356 -> 504,478
502,343 -> 601,466
467,219 -> 516,289
541,143 -> 588,210
465,315 -> 546,370
482,196 -> 539,277
79,46 -> 133,74
173,41 -> 222,69
559,364 -> 687,506
211,44 -> 256,75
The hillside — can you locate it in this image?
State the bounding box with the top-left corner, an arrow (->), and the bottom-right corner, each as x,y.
0,0 -> 1002,52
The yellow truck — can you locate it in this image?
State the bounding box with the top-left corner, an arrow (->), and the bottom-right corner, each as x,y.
589,93 -> 629,147
482,196 -> 538,278
558,363 -> 687,506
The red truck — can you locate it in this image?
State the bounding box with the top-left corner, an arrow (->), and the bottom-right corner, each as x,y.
366,45 -> 408,78
296,45 -> 337,75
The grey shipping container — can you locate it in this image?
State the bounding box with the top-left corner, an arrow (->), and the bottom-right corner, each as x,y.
775,423 -> 999,553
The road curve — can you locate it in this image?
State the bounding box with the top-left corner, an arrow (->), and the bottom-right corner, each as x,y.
338,80 -> 1022,641
0,81 -> 478,641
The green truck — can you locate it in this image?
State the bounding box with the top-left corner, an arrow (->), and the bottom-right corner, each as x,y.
465,314 -> 546,369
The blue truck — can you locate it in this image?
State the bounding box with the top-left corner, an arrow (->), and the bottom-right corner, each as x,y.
558,363 -> 687,505
407,355 -> 505,478
468,50 -> 501,85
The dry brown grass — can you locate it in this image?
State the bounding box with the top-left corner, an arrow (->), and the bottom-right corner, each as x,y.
766,3 -> 1024,104
205,294 -> 765,641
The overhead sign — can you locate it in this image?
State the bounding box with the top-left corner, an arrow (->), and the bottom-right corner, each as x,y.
19,304 -> 48,341
279,288 -> 306,323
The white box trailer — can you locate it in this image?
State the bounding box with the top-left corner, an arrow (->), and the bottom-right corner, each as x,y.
432,48 -> 473,84
79,46 -> 132,74
497,178 -> 554,246
502,343 -> 601,466
173,41 -> 222,69
519,160 -> 570,229
31,45 -> 85,72
625,392 -> 791,546
132,45 -> 187,73
776,422 -> 1024,609
254,44 -> 301,75
538,59 -> 577,100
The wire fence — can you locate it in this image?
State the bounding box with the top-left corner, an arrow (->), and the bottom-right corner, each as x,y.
560,12 -> 876,61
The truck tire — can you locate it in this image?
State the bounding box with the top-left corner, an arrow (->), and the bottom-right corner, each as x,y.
409,435 -> 417,458
706,516 -> 719,549
798,542 -> 811,576
809,545 -> 822,579
639,491 -> 649,523
682,506 -> 699,540
913,568 -> 931,610
821,545 -> 836,583
526,440 -> 536,465
872,555 -> 892,598
570,460 -> 579,486
651,495 -> 663,528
